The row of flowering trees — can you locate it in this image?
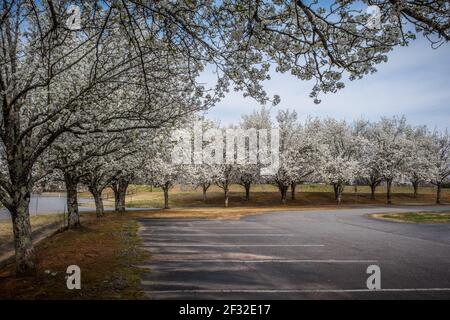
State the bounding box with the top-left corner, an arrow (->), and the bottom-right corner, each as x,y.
145,110 -> 449,208
1,0 -> 449,276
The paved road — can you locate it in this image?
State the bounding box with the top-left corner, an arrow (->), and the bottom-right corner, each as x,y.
0,194 -> 93,220
137,205 -> 450,299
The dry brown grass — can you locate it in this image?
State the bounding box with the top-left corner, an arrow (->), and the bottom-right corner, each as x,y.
0,214 -> 67,246
125,187 -> 450,209
0,214 -> 148,299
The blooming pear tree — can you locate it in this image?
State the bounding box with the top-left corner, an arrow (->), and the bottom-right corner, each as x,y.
371,117 -> 412,204
214,164 -> 238,208
270,111 -> 320,203
429,131 -> 450,204
144,155 -> 184,210
357,122 -> 384,200
1,0 -> 449,275
45,132 -> 129,227
235,165 -> 260,201
404,126 -> 434,198
287,118 -> 322,200
79,152 -> 129,218
238,106 -> 273,201
270,110 -> 300,204
317,119 -> 363,205
189,164 -> 216,203
0,3 -> 207,273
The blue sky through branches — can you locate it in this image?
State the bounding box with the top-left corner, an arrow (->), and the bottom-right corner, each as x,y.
202,37 -> 450,130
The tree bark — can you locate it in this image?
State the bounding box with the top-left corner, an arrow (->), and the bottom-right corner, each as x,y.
90,188 -> 104,217
370,183 -> 377,200
412,181 -> 419,199
436,183 -> 442,204
202,184 -> 209,202
279,185 -> 288,204
163,185 -> 169,209
386,179 -> 393,205
244,182 -> 251,201
291,182 -> 297,200
10,188 -> 36,275
64,172 -> 80,228
334,183 -> 344,205
224,186 -> 229,207
117,182 -> 127,213
333,184 -> 339,201
336,191 -> 342,205
112,178 -> 129,213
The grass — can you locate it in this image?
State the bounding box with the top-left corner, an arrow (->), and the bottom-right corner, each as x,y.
0,214 -> 67,246
370,212 -> 450,224
0,213 -> 148,299
75,183 -> 449,209
122,184 -> 449,209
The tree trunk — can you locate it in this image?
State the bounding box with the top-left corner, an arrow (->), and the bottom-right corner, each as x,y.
163,186 -> 169,209
90,189 -> 104,217
436,183 -> 442,204
10,188 -> 36,275
412,181 -> 419,199
370,183 -> 377,200
336,191 -> 342,205
112,184 -> 119,212
114,179 -> 128,213
202,184 -> 209,202
244,183 -> 251,201
64,173 -> 80,228
279,185 -> 288,204
291,182 -> 296,200
386,179 -> 393,205
224,186 -> 229,207
334,183 -> 344,205
333,184 -> 339,201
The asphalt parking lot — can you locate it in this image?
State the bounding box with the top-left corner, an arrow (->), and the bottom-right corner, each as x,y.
138,206 -> 450,299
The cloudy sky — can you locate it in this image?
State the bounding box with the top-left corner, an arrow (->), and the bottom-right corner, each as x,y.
202,37 -> 450,130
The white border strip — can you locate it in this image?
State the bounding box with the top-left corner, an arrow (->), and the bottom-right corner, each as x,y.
145,259 -> 377,263
143,234 -> 296,237
143,244 -> 324,247
142,288 -> 450,294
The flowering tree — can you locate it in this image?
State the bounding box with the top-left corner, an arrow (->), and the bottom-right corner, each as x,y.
189,164 -> 216,203
1,0 -> 448,275
356,121 -> 384,200
287,118 -> 322,200
144,155 -> 183,210
214,164 -> 238,208
271,111 -> 321,203
317,119 -> 363,205
0,2 -> 206,273
404,126 -> 434,198
235,165 -> 260,201
238,107 -> 273,200
79,152 -> 129,218
371,117 -> 412,204
46,131 -> 130,226
429,131 -> 450,204
271,110 -> 299,203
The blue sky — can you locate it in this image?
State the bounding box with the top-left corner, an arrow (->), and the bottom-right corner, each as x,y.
202,38 -> 450,130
